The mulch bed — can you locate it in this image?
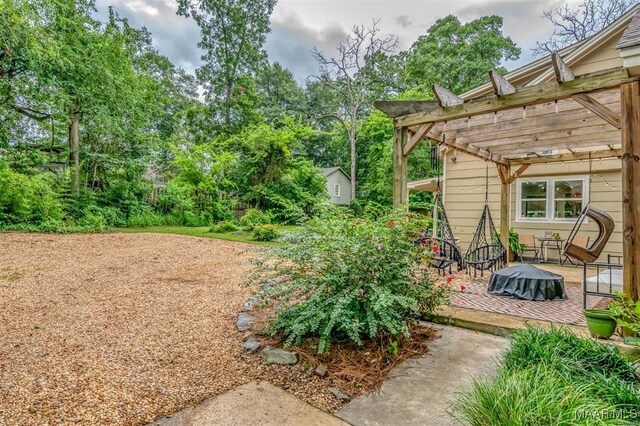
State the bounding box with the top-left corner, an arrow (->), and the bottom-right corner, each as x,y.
0,232 -> 439,425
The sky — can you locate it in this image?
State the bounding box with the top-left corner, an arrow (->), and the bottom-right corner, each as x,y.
94,0 -> 578,83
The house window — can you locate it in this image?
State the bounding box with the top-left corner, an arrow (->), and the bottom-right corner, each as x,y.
516,176 -> 588,222
333,183 -> 341,197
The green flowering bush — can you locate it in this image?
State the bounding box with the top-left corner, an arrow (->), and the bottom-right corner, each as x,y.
250,209 -> 448,353
253,224 -> 280,241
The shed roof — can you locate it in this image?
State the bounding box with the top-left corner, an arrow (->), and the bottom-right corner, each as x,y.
322,167 -> 351,180
617,9 -> 640,49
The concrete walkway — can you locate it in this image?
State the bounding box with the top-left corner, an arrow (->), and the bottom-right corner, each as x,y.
337,324 -> 509,426
150,381 -> 347,426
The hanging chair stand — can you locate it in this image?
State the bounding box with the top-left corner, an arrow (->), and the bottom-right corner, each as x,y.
464,166 -> 507,277
418,144 -> 464,275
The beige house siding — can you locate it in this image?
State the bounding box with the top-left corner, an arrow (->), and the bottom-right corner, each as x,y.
442,152 -> 622,261
572,32 -> 625,75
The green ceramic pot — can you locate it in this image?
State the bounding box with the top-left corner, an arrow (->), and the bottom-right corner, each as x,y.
584,309 -> 617,339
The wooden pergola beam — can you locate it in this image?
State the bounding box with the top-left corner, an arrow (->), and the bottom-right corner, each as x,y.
571,93 -> 622,129
482,129 -> 621,155
403,123 -> 434,156
508,149 -> 622,164
392,126 -> 409,207
438,137 -> 508,165
374,100 -> 439,118
396,68 -> 632,127
489,69 -> 517,96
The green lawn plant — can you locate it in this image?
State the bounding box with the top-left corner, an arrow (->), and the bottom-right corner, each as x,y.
454,327 -> 640,425
249,208 -> 448,353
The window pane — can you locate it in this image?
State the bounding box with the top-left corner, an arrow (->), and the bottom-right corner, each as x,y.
555,200 -> 582,218
521,181 -> 547,199
521,200 -> 547,218
554,180 -> 583,199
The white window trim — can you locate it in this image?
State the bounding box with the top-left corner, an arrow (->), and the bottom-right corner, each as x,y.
515,175 -> 589,223
333,183 -> 341,197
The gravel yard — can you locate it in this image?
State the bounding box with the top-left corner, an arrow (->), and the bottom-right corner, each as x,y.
0,232 -> 339,425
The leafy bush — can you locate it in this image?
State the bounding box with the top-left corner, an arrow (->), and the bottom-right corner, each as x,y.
609,292 -> 640,335
250,209 -> 448,353
0,165 -> 63,225
454,327 -> 640,425
211,220 -> 239,233
253,224 -> 279,241
239,208 -> 274,230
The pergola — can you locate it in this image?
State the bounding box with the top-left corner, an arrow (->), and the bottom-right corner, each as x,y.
375,54 -> 640,302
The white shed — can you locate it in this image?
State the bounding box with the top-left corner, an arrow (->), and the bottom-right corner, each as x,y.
322,167 -> 352,205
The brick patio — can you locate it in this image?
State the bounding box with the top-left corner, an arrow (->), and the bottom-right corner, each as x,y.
444,263 -> 604,326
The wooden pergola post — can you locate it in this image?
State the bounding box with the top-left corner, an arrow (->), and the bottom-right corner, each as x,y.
620,81 -> 640,302
497,164 -> 511,262
392,125 -> 409,207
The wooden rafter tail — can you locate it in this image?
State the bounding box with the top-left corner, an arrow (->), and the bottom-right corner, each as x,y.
489,69 -> 517,96
552,52 -> 575,83
571,93 -> 622,129
432,84 -> 463,108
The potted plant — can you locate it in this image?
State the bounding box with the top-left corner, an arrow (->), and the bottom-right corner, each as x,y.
508,228 -> 525,262
583,309 -> 617,339
609,292 -> 640,345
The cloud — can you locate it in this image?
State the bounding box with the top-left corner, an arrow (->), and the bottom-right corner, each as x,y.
266,10 -> 349,82
94,0 -> 203,73
394,15 -> 413,29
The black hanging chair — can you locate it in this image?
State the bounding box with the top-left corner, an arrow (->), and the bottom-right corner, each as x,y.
418,145 -> 464,274
464,167 -> 507,276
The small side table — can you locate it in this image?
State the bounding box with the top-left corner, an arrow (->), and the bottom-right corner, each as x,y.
536,237 -> 565,265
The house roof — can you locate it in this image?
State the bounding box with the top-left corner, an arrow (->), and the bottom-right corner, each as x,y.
460,4 -> 640,99
322,167 -> 351,180
617,9 -> 640,49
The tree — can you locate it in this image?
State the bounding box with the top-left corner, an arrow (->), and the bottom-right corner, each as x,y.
177,0 -> 277,128
405,15 -> 520,95
533,0 -> 633,57
312,20 -> 398,198
255,62 -> 307,122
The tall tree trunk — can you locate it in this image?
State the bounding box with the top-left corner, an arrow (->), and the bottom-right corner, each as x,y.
349,121 -> 357,199
69,102 -> 80,197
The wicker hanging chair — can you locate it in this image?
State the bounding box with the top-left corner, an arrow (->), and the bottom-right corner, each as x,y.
464,166 -> 506,276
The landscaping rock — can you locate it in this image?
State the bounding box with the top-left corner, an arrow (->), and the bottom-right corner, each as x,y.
314,364 -> 328,378
242,338 -> 261,353
242,296 -> 260,311
262,346 -> 298,365
236,313 -> 254,332
329,387 -> 350,401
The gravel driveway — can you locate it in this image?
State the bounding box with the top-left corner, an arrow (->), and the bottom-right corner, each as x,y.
0,232 -> 321,425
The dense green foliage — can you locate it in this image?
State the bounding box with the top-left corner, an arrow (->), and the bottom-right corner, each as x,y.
610,292 -> 640,335
250,209 -> 448,353
454,327 -> 640,425
1,0 -> 521,231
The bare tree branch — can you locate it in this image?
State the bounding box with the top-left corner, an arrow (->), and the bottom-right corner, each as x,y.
533,0 -> 633,57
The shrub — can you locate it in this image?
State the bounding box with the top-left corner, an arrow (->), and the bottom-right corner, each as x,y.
250,209 -> 448,353
239,208 -> 274,230
211,220 -> 239,233
253,224 -> 279,241
454,327 -> 640,425
609,292 -> 640,335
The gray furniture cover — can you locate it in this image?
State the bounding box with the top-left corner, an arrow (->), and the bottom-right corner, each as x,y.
487,264 -> 567,301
